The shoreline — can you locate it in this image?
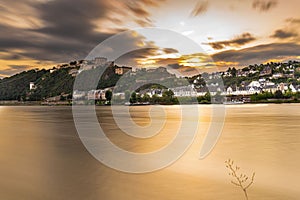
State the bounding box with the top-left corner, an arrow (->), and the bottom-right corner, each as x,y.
1,100 -> 300,106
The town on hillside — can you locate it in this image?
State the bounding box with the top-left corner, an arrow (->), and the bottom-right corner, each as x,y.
1,58 -> 300,105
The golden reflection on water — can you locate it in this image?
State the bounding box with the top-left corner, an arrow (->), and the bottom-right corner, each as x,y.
0,105 -> 299,200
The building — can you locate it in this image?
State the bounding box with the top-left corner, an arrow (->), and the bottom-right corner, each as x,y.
227,87 -> 233,95
94,57 -> 107,66
171,85 -> 197,97
277,83 -> 288,92
248,81 -> 261,88
73,91 -> 86,100
263,85 -> 277,93
87,90 -> 106,100
260,66 -> 272,76
289,84 -> 297,93
115,66 -> 132,75
272,73 -> 283,79
68,69 -> 78,77
29,82 -> 36,90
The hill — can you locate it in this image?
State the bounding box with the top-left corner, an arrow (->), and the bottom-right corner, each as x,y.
0,62 -> 121,101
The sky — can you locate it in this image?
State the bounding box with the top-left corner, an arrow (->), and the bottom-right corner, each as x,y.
1,0 -> 300,77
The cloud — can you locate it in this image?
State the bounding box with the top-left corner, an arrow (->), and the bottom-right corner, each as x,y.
0,65 -> 32,77
271,29 -> 298,39
212,42 -> 300,67
167,63 -> 182,69
286,18 -> 300,24
163,48 -> 179,54
126,1 -> 150,18
134,18 -> 154,27
252,0 -> 278,12
166,63 -> 199,76
191,1 -> 209,17
115,47 -> 179,66
0,0 -> 166,73
205,33 -> 256,50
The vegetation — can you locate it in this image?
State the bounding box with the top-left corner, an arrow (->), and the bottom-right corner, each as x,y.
105,90 -> 112,104
1,60 -> 300,105
250,90 -> 300,103
225,159 -> 255,200
74,64 -> 121,91
197,92 -> 211,104
29,67 -> 75,101
0,69 -> 48,100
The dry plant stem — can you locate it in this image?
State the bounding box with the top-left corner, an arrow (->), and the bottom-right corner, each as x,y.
225,159 -> 255,200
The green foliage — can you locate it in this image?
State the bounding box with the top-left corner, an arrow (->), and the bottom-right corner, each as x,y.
250,92 -> 274,101
150,94 -> 160,104
130,92 -> 137,104
197,92 -> 211,104
214,91 -> 224,103
141,93 -> 150,102
74,65 -> 121,91
105,90 -> 112,102
0,69 -> 48,100
161,90 -> 177,104
274,90 -> 284,99
125,90 -> 131,102
30,67 -> 75,100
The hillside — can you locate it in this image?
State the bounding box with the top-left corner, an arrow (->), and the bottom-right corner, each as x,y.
1,60 -> 300,101
0,63 -> 121,101
0,69 -> 48,101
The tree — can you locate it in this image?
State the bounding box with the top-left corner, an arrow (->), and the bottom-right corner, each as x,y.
136,93 -> 142,102
214,91 -> 224,103
204,92 -> 211,102
274,90 -> 284,99
231,67 -> 237,77
130,92 -> 137,103
142,94 -> 150,102
162,90 -> 176,104
125,90 -> 131,102
60,95 -> 66,101
150,94 -> 160,104
105,90 -> 112,102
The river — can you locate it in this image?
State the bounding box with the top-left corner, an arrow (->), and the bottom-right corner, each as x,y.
0,104 -> 299,200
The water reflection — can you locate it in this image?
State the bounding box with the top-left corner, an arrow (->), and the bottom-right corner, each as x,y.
0,105 -> 299,199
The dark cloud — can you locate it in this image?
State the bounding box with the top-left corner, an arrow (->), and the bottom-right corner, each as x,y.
118,48 -> 159,59
252,0 -> 278,12
115,47 -> 179,66
191,1 -> 209,17
0,0 -> 166,78
271,29 -> 298,39
167,63 -> 182,69
34,0 -> 109,41
0,0 -> 166,72
163,48 -> 179,54
212,43 -> 300,66
205,33 -> 256,50
0,65 -> 32,76
166,63 -> 199,76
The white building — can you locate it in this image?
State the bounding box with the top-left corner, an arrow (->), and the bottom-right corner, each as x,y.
171,85 -> 197,97
227,87 -> 233,95
248,81 -> 261,88
29,82 -> 36,90
290,84 -> 297,93
94,57 -> 107,66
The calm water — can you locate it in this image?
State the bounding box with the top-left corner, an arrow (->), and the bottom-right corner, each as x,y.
0,104 -> 299,200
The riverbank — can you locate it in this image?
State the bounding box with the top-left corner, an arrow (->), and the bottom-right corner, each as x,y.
1,99 -> 300,106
